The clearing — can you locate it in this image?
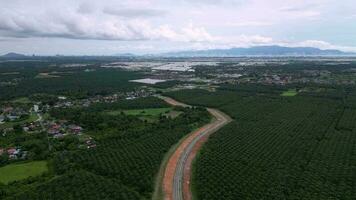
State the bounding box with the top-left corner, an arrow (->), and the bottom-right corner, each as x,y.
0,161 -> 48,184
107,107 -> 173,117
106,107 -> 180,122
35,73 -> 60,79
12,97 -> 31,104
0,113 -> 39,129
281,89 -> 298,96
129,78 -> 167,85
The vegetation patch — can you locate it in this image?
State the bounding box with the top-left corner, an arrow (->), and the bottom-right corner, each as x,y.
0,113 -> 38,129
106,107 -> 176,122
12,97 -> 31,104
281,89 -> 298,96
35,73 -> 61,79
0,161 -> 48,184
167,88 -> 356,200
123,107 -> 172,116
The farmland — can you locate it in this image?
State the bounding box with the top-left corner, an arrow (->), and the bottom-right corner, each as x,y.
107,107 -> 172,116
281,89 -> 298,96
0,96 -> 211,200
1,57 -> 356,199
166,87 -> 356,200
0,161 -> 48,184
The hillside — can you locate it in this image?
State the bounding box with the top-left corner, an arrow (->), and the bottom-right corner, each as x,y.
1,52 -> 27,58
162,46 -> 354,57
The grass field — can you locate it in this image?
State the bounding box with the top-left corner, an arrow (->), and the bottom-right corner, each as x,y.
124,108 -> 172,116
0,161 -> 48,184
12,97 -> 31,104
107,107 -> 172,116
106,107 -> 175,123
281,89 -> 298,96
0,113 -> 39,129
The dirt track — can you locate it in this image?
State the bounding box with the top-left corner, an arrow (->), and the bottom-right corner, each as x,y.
159,96 -> 232,200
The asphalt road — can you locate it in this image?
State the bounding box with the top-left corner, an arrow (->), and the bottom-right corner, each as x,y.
160,96 -> 231,200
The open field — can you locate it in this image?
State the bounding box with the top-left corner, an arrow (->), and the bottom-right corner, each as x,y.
106,107 -> 177,122
281,89 -> 298,96
106,107 -> 176,117
0,161 -> 48,184
123,107 -> 172,116
35,73 -> 61,79
130,78 -> 167,85
0,113 -> 38,129
12,97 -> 31,104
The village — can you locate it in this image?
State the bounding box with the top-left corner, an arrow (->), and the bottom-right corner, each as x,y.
0,87 -> 155,162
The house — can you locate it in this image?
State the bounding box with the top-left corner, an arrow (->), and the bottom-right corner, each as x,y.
68,125 -> 83,134
50,123 -> 61,130
2,107 -> 13,113
58,96 -> 67,100
48,128 -> 60,135
53,133 -> 64,138
34,105 -> 39,112
7,114 -> 20,121
48,123 -> 61,135
125,96 -> 136,100
87,144 -> 97,149
7,147 -> 20,159
0,115 -> 4,123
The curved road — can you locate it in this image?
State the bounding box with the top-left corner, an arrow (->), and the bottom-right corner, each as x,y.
160,96 -> 232,200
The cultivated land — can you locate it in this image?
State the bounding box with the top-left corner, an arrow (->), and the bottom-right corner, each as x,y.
167,89 -> 356,200
0,94 -> 211,199
1,57 -> 356,199
0,161 -> 48,184
281,89 -> 298,96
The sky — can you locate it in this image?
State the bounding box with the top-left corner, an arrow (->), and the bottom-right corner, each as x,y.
0,0 -> 356,55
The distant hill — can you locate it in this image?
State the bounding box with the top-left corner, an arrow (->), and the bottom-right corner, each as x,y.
1,52 -> 27,58
161,46 -> 355,57
112,53 -> 137,57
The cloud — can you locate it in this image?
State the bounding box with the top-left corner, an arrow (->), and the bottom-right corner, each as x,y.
225,35 -> 273,45
1,0 -> 356,55
181,34 -> 274,50
279,3 -> 319,12
291,40 -> 356,52
77,2 -> 97,14
174,0 -> 247,5
103,8 -> 166,18
225,21 -> 273,27
0,4 -> 213,42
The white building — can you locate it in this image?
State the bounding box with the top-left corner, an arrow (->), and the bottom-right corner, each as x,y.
34,105 -> 39,113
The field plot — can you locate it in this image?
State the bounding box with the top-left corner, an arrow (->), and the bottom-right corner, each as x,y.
106,107 -> 180,122
12,97 -> 31,104
0,113 -> 39,129
129,78 -> 167,85
336,108 -> 356,131
0,161 -> 48,184
281,89 -> 298,96
124,108 -> 172,116
166,89 -> 356,200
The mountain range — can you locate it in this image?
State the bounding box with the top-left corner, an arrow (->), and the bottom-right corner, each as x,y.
1,52 -> 27,58
160,46 -> 355,57
1,46 -> 355,58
